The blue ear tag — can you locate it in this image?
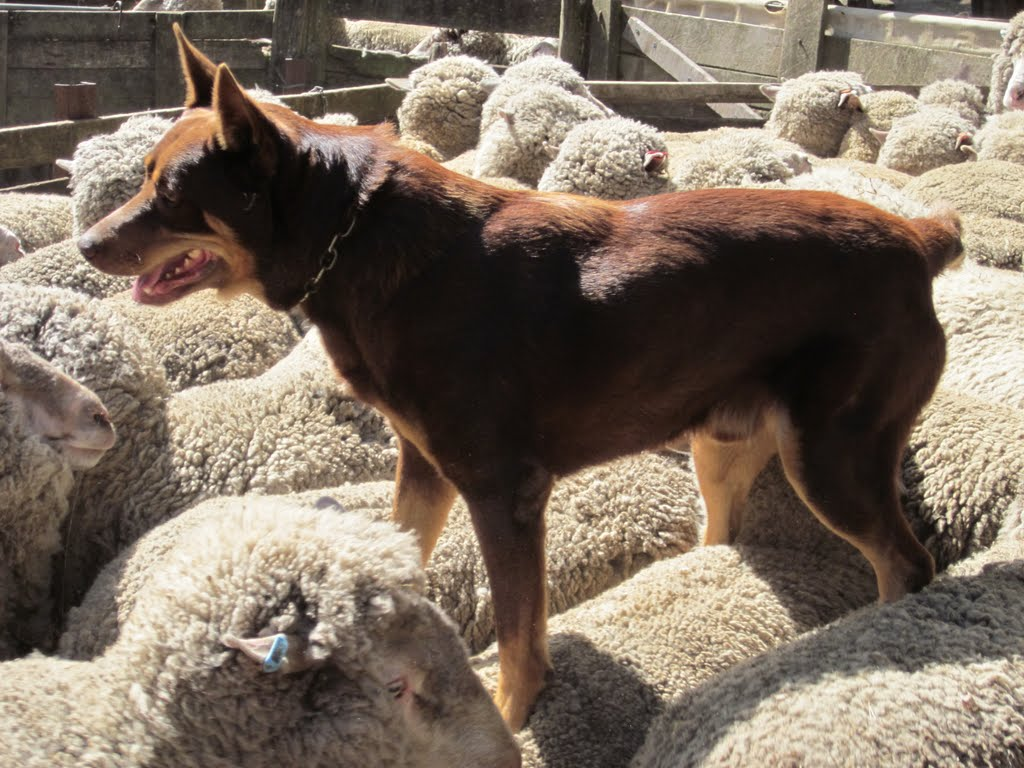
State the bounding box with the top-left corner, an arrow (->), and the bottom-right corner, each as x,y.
262,634 -> 289,673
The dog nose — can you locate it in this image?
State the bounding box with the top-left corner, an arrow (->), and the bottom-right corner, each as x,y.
77,232 -> 101,263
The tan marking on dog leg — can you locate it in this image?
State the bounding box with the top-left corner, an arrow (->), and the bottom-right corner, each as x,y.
692,421 -> 777,546
392,436 -> 457,565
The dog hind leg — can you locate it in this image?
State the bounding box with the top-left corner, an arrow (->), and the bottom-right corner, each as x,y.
392,436 -> 458,565
691,418 -> 778,545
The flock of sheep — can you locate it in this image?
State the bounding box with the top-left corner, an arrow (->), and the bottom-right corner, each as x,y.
0,5 -> 1021,767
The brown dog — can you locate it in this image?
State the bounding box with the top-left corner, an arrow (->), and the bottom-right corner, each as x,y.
79,27 -> 962,730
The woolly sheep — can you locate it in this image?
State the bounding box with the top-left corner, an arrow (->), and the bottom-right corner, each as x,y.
537,117 -> 673,200
480,56 -> 612,133
0,225 -> 25,266
62,449 -> 703,658
0,237 -> 131,298
131,0 -> 222,9
0,285 -> 395,615
0,193 -> 72,253
335,19 -> 436,54
782,165 -> 928,219
0,339 -> 115,658
316,111 -> 359,127
476,386 -> 1024,766
474,83 -> 607,186
903,158 -> 1024,222
504,35 -> 559,65
392,56 -> 500,159
410,28 -> 508,64
836,89 -> 918,162
917,78 -> 986,126
988,10 -> 1024,113
632,518 -> 1024,767
875,106 -> 975,175
932,262 -> 1024,408
810,157 -> 912,188
968,109 -> 1024,164
761,70 -> 868,157
671,128 -> 812,191
60,114 -> 173,237
960,214 -> 1024,269
103,291 -> 299,391
0,498 -> 521,768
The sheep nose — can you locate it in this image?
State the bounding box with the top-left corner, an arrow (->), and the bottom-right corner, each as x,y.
79,400 -> 116,450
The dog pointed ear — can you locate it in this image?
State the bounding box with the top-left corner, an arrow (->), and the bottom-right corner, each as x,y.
174,23 -> 218,109
213,63 -> 278,172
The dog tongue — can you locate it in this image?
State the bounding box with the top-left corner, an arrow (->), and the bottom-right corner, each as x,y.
132,267 -> 166,302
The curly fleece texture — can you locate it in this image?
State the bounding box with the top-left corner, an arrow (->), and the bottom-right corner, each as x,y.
0,193 -> 72,253
972,110 -> 1024,164
837,89 -> 918,163
103,291 -> 299,392
960,214 -> 1024,270
396,56 -> 499,159
764,70 -> 867,157
672,129 -> 810,191
61,449 -> 702,658
538,117 -> 672,200
877,106 -> 975,176
474,83 -> 606,186
1,499 -> 517,767
904,159 -> 1024,223
917,78 -> 985,126
0,237 -> 132,298
633,522 -> 1024,767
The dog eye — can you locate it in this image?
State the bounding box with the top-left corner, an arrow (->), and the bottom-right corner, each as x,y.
158,186 -> 182,208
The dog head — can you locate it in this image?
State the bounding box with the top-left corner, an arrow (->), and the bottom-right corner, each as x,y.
78,26 -> 375,310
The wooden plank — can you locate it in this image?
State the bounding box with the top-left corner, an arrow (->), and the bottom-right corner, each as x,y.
326,44 -> 423,81
270,0 -> 329,90
0,83 -> 404,171
778,0 -> 828,78
9,39 -> 151,68
586,80 -> 775,104
9,10 -> 152,40
821,37 -> 994,87
622,15 -> 762,119
621,6 -> 781,78
325,0 -> 561,36
177,9 -> 273,39
558,0 -> 589,74
198,39 -> 270,71
153,13 -> 182,109
0,12 -> 8,127
588,0 -> 622,80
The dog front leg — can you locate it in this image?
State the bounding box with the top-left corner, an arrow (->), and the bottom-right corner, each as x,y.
392,435 -> 457,565
465,462 -> 554,731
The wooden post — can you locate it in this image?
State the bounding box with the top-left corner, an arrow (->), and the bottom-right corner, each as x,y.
270,0 -> 329,92
588,0 -> 622,81
154,12 -> 184,109
559,0 -> 590,75
779,0 -> 828,79
0,12 -> 8,127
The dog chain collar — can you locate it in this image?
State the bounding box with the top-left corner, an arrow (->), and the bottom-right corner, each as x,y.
297,212 -> 357,306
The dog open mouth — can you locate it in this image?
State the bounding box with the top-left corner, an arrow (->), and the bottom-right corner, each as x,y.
132,249 -> 219,305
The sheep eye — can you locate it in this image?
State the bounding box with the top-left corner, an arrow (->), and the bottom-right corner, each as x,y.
386,678 -> 406,699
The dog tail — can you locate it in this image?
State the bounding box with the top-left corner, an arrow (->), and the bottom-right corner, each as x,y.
909,204 -> 964,279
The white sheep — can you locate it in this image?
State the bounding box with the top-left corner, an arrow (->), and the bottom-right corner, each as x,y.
917,78 -> 986,126
761,70 -> 869,157
474,83 -> 607,186
391,56 -> 500,160
968,109 -> 1024,164
903,158 -> 1024,222
0,339 -> 115,658
875,106 -> 976,175
61,449 -> 704,658
837,89 -> 919,163
316,111 -> 359,127
0,225 -> 25,266
632,514 -> 1024,767
0,237 -> 131,298
537,117 -> 673,200
0,193 -> 72,253
335,19 -> 437,54
479,55 -> 612,133
960,214 -> 1024,269
0,284 -> 396,617
0,497 -> 521,768
988,10 -> 1024,113
670,128 -> 812,191
782,165 -> 928,220
410,28 -> 509,64
103,290 -> 299,391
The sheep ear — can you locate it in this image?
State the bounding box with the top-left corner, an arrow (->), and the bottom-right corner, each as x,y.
213,64 -> 278,173
837,90 -> 862,110
527,40 -> 558,58
643,149 -> 668,173
174,23 -> 218,109
869,128 -> 889,145
480,76 -> 501,95
955,132 -> 975,154
760,84 -> 782,103
499,107 -> 515,126
55,158 -> 75,174
385,77 -> 412,92
222,633 -> 317,674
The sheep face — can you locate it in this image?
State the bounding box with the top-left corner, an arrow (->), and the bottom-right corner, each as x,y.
0,340 -> 115,469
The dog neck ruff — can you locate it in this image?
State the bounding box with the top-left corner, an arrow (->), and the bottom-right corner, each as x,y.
297,210 -> 357,306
